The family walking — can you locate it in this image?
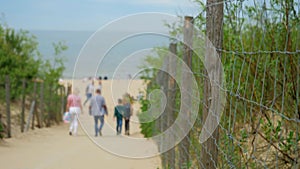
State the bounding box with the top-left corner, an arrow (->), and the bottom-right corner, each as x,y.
66,80 -> 133,137
113,94 -> 132,136
114,93 -> 132,135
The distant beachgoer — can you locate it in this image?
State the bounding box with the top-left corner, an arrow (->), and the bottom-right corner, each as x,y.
84,80 -> 94,105
123,93 -> 132,135
114,98 -> 124,135
96,80 -> 102,92
82,77 -> 88,82
89,89 -> 107,137
66,87 -> 83,136
137,91 -> 144,101
58,78 -> 64,85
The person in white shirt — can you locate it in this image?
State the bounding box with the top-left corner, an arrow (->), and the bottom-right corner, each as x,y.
83,80 -> 94,105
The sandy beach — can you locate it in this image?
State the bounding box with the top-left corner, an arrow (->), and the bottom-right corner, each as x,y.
0,79 -> 161,169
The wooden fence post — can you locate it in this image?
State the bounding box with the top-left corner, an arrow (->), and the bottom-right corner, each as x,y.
26,101 -> 35,132
47,83 -> 52,127
155,56 -> 169,168
179,16 -> 194,168
55,87 -> 60,124
67,84 -> 72,96
166,43 -> 177,169
39,82 -> 44,128
5,75 -> 11,138
61,85 -> 65,118
201,0 -> 223,168
35,81 -> 42,128
21,78 -> 26,133
162,56 -> 169,169
31,80 -> 37,130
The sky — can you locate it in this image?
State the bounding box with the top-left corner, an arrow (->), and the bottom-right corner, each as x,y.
0,0 -> 202,78
0,0 -> 201,31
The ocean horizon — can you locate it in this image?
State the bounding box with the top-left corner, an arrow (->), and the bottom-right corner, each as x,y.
31,30 -> 170,79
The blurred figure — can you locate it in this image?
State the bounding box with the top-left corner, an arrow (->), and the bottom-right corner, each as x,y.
96,80 -> 102,92
66,87 -> 83,136
89,89 -> 107,137
84,80 -> 94,105
114,98 -> 124,135
82,77 -> 88,82
123,93 -> 132,135
137,91 -> 144,101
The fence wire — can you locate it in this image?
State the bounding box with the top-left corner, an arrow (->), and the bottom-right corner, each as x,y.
142,0 -> 300,168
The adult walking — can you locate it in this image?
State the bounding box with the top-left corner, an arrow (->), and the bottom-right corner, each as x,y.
123,93 -> 132,136
84,80 -> 94,105
89,89 -> 107,137
66,87 -> 83,136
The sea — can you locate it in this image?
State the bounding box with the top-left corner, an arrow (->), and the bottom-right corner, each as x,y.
31,30 -> 171,80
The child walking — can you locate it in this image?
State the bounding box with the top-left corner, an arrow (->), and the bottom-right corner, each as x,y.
114,99 -> 124,135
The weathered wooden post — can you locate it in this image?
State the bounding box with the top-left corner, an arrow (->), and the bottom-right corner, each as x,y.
55,86 -> 60,123
179,16 -> 193,167
166,43 -> 177,169
60,85 -> 65,118
47,83 -> 52,127
67,83 -> 72,96
35,79 -> 43,128
201,0 -> 223,168
162,56 -> 169,169
31,80 -> 37,129
21,78 -> 26,132
39,82 -> 44,128
5,75 -> 11,138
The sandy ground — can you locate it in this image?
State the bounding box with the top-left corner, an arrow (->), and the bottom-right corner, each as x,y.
0,79 -> 161,169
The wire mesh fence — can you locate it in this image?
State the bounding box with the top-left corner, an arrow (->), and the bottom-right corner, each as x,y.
139,0 -> 300,168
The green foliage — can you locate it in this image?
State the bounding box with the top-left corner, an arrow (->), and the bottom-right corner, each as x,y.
138,99 -> 155,138
139,0 -> 300,168
0,24 -> 41,99
218,0 -> 300,168
39,42 -> 67,84
0,22 -> 67,101
0,21 -> 68,127
179,161 -> 192,169
138,47 -> 169,138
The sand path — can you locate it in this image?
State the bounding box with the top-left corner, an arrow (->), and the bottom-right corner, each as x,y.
0,79 -> 161,169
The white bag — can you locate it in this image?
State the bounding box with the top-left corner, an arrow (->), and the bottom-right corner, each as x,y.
63,112 -> 71,123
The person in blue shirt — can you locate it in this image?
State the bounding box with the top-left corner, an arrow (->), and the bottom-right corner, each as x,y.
89,89 -> 107,136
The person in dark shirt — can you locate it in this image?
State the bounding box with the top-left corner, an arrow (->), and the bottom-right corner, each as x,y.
114,99 -> 124,135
